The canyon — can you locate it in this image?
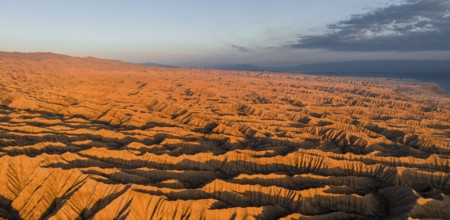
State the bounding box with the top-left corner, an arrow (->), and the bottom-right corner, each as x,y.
0,52 -> 449,219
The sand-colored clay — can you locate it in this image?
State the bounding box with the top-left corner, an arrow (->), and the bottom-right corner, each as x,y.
0,52 -> 449,219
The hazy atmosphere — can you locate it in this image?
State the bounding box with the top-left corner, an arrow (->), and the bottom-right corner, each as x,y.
1,1 -> 450,219
2,0 -> 450,67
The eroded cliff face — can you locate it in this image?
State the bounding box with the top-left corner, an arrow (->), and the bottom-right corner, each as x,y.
0,52 -> 449,219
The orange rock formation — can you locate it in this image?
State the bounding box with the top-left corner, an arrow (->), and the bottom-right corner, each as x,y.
0,52 -> 449,219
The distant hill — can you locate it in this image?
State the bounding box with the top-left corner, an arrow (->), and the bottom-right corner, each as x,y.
279,60 -> 450,74
275,60 -> 450,93
216,64 -> 263,71
138,62 -> 178,68
0,51 -> 143,71
213,60 -> 450,75
212,60 -> 450,92
0,51 -> 71,61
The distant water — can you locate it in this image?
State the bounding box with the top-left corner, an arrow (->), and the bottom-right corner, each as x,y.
297,72 -> 450,94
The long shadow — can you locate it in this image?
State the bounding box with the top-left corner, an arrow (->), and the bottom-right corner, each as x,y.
80,185 -> 130,219
43,151 -> 396,194
365,124 -> 440,154
39,178 -> 87,219
0,195 -> 20,220
0,104 -> 436,219
3,103 -> 438,160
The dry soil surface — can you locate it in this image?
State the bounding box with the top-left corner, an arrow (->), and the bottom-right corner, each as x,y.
0,52 -> 449,219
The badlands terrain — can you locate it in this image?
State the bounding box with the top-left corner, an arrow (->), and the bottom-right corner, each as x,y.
0,52 -> 449,219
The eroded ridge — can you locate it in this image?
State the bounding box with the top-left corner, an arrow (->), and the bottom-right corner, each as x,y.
0,52 -> 449,219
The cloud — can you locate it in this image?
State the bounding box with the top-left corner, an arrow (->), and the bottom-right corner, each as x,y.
230,44 -> 253,52
291,0 -> 450,51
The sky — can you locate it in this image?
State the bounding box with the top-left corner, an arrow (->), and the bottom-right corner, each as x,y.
1,0 -> 450,67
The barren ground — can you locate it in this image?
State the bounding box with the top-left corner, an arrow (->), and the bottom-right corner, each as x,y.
0,52 -> 449,219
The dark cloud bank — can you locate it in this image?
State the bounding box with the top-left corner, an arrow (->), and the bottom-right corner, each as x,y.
211,1 -> 450,92
292,0 -> 450,51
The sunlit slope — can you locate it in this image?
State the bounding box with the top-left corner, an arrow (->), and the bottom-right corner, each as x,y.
0,52 -> 449,219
